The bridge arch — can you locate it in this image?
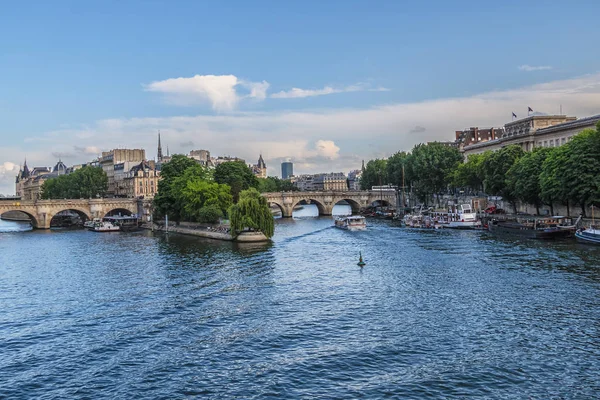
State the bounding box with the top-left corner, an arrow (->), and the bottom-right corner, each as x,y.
268,201 -> 286,217
292,198 -> 329,216
333,198 -> 361,215
370,199 -> 392,208
48,208 -> 92,226
0,210 -> 39,228
104,208 -> 135,218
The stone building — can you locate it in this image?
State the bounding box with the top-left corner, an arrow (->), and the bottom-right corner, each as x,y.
117,160 -> 161,199
347,170 -> 362,191
189,149 -> 212,166
99,149 -> 146,196
460,113 -> 600,158
454,127 -> 504,151
15,160 -> 68,200
294,172 -> 348,191
250,154 -> 267,178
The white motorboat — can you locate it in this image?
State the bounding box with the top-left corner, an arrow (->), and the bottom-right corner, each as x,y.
89,220 -> 120,232
83,218 -> 101,228
575,227 -> 600,245
334,216 -> 367,231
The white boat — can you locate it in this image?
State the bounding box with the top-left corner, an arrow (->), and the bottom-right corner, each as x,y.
446,204 -> 481,229
334,216 -> 367,231
575,227 -> 600,245
83,218 -> 101,228
89,220 -> 120,232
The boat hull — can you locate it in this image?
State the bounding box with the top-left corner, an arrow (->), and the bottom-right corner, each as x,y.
575,230 -> 600,245
447,221 -> 481,229
488,221 -> 570,239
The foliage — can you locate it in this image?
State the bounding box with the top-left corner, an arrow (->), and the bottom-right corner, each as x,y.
360,159 -> 388,190
409,143 -> 463,203
41,166 -> 108,199
481,145 -> 524,201
386,151 -> 411,189
153,155 -> 201,221
506,148 -> 553,214
228,188 -> 274,238
452,153 -> 485,192
539,146 -> 570,213
196,205 -> 223,224
213,161 -> 259,202
180,179 -> 232,221
258,176 -> 298,192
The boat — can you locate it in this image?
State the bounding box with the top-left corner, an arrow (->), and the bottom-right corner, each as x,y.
446,204 -> 482,229
488,217 -> 573,239
334,215 -> 367,231
103,215 -> 140,232
83,218 -> 101,228
575,206 -> 600,245
89,219 -> 120,232
575,227 -> 600,245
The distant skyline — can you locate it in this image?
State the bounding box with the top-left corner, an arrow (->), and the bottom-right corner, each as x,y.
2,1 -> 600,194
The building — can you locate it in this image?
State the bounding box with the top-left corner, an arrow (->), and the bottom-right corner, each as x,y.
454,127 -> 503,151
189,149 -> 211,166
99,149 -> 146,196
294,172 -> 348,191
347,170 -> 362,191
212,156 -> 245,166
281,161 -> 293,180
250,154 -> 267,178
118,160 -> 161,198
460,113 -> 600,158
15,160 -> 69,200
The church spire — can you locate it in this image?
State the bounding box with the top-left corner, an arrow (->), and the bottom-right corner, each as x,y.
157,131 -> 163,162
22,157 -> 30,178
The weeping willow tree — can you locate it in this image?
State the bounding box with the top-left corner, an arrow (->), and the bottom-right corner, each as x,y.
228,188 -> 274,238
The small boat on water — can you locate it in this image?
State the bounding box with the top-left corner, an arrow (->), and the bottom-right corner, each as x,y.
89,220 -> 120,232
575,227 -> 600,245
446,204 -> 481,229
488,216 -> 574,239
334,215 -> 367,231
83,218 -> 101,228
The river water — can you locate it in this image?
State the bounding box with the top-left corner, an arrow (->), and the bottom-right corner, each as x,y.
1,206 -> 600,399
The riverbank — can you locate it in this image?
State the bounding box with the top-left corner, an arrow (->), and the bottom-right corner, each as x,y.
143,222 -> 270,242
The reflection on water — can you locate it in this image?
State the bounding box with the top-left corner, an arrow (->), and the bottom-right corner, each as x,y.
1,214 -> 600,398
0,219 -> 32,232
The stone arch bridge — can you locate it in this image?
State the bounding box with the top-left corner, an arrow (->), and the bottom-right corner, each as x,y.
262,190 -> 397,217
0,198 -> 145,229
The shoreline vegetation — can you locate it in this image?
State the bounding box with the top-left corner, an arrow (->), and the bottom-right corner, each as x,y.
152,155 -> 274,242
362,122 -> 600,216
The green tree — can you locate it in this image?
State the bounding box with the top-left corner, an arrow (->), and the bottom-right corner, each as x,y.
41,166 -> 108,199
258,176 -> 281,193
280,179 -> 298,192
228,188 -> 274,238
180,179 -> 232,221
196,205 -> 224,224
540,146 -> 570,215
213,161 -> 259,202
386,151 -> 411,189
153,155 -> 207,221
506,147 -> 553,215
481,145 -> 524,213
360,159 -> 387,190
452,153 -> 485,193
409,143 -> 463,205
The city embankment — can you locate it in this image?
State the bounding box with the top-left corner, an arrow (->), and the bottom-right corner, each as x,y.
142,221 -> 270,242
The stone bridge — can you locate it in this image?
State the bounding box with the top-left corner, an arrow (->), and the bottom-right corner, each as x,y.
262,190 -> 397,217
0,198 -> 148,229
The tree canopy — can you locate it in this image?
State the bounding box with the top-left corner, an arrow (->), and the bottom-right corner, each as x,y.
506,147 -> 552,214
213,161 -> 260,202
41,166 -> 108,199
228,188 -> 274,238
360,159 -> 387,190
408,143 -> 463,203
258,176 -> 298,193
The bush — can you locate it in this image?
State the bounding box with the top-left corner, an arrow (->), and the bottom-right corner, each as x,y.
197,205 -> 223,223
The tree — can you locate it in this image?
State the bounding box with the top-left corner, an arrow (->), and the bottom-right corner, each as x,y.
481,145 -> 524,213
258,176 -> 281,193
506,147 -> 553,215
452,153 -> 485,194
540,146 -> 570,215
41,166 -> 108,199
197,205 -> 224,224
386,151 -> 411,189
153,155 -> 208,221
180,179 -> 232,221
409,143 -> 463,205
228,188 -> 274,238
360,159 -> 387,190
213,161 -> 259,202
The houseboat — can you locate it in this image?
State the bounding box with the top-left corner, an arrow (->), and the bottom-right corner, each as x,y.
488,217 -> 573,239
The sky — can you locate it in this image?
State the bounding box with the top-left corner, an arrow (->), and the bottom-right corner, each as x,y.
1,0 -> 600,194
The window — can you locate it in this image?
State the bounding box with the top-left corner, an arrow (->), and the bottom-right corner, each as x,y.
544,140 -> 548,147
561,138 -> 566,145
555,139 -> 560,146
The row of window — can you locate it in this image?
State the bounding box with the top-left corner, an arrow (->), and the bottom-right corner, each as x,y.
536,136 -> 573,148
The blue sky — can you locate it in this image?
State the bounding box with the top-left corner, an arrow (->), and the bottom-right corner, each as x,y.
1,0 -> 600,193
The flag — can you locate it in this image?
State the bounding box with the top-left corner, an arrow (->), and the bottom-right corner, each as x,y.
512,112 -> 517,119
528,107 -> 533,113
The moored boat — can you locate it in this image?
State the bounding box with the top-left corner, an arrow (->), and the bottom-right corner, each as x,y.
488,217 -> 573,239
575,227 -> 600,245
446,204 -> 481,229
89,220 -> 120,232
334,215 -> 367,231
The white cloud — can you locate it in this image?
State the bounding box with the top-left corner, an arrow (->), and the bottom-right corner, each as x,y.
3,72 -> 600,193
518,65 -> 553,72
0,162 -> 19,196
270,82 -> 389,99
144,74 -> 242,111
241,80 -> 270,100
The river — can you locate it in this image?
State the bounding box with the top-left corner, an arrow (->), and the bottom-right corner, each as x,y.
1,206 -> 600,399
